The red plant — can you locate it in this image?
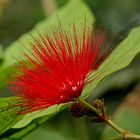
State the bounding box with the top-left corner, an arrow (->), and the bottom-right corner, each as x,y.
11,24 -> 111,113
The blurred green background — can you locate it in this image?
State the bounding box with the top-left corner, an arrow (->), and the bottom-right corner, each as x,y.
0,0 -> 140,140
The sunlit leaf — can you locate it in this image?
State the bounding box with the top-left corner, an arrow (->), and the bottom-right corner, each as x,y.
12,103 -> 68,129
82,25 -> 140,96
0,97 -> 24,135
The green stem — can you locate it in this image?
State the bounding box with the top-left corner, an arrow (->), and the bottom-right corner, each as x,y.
105,119 -> 140,140
78,98 -> 99,115
109,134 -> 140,140
125,134 -> 140,140
105,119 -> 126,134
78,98 -> 140,140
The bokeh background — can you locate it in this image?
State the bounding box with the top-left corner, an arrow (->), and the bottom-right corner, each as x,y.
0,0 -> 140,140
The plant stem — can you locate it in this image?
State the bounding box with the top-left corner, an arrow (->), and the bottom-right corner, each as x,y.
78,98 -> 99,115
105,119 -> 126,134
78,98 -> 140,140
105,119 -> 140,140
125,134 -> 140,140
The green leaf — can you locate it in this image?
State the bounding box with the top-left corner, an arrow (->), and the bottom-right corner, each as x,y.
0,96 -> 24,135
0,45 -> 3,59
0,44 -> 4,67
23,116 -> 88,140
1,0 -> 94,69
5,111 -> 95,140
90,54 -> 140,98
82,25 -> 140,96
0,66 -> 15,89
1,114 -> 54,140
12,103 -> 68,129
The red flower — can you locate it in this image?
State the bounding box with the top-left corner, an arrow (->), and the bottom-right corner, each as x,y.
11,24 -> 111,113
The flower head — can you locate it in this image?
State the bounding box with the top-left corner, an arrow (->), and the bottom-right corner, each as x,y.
11,24 -> 110,113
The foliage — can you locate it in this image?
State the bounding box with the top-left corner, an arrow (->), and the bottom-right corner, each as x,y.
0,0 -> 140,139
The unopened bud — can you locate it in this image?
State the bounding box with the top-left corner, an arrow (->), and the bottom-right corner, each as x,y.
69,102 -> 88,118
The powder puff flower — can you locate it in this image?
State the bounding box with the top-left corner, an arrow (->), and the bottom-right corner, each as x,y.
11,23 -> 111,113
